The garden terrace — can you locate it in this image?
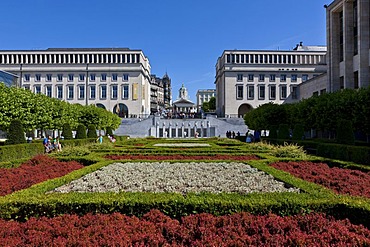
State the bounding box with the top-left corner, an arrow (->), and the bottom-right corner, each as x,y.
0,137 -> 369,244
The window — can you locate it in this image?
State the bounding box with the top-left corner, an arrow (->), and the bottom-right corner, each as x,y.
248,74 -> 254,81
23,84 -> 30,90
35,74 -> 41,82
122,84 -> 129,99
79,74 -> 85,81
34,85 -> 41,94
270,74 -> 276,82
292,86 -> 298,99
320,89 -> 326,95
24,74 -> 30,82
112,73 -> 118,81
45,85 -> 52,97
56,85 -> 63,99
354,71 -> 359,89
101,73 -> 107,81
90,85 -> 96,99
247,85 -> 254,99
78,85 -> 85,99
269,85 -> 276,100
123,74 -> 129,81
291,74 -> 297,82
237,74 -> 243,81
68,74 -> 74,81
100,85 -> 107,99
302,74 -> 308,82
111,85 -> 118,99
258,85 -> 265,100
280,74 -> 286,82
340,76 -> 344,89
90,74 -> 96,81
46,74 -> 52,82
259,74 -> 265,82
57,74 -> 63,82
236,85 -> 243,99
280,85 -> 287,99
67,85 -> 74,99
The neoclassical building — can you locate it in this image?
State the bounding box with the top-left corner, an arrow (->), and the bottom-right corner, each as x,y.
326,0 -> 369,91
196,89 -> 216,111
298,0 -> 370,99
215,43 -> 327,117
0,48 -> 153,118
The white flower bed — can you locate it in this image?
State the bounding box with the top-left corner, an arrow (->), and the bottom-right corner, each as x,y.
153,143 -> 211,147
52,162 -> 299,195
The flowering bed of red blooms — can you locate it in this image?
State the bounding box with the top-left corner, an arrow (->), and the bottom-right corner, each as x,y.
270,161 -> 370,198
105,154 -> 260,161
0,209 -> 368,246
0,155 -> 84,196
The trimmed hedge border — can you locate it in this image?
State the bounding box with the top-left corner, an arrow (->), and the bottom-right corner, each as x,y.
0,138 -> 97,163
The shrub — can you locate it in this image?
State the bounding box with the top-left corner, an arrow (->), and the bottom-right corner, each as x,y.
75,124 -> 87,139
87,124 -> 97,139
269,125 -> 278,139
62,124 -> 73,140
277,124 -> 290,139
292,124 -> 305,140
5,120 -> 26,145
106,126 -> 113,136
271,142 -> 307,159
336,119 -> 355,145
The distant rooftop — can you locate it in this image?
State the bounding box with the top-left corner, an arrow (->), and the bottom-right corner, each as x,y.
293,42 -> 327,52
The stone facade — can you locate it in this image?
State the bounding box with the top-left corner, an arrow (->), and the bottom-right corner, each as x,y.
0,48 -> 152,118
215,44 -> 327,118
196,89 -> 216,111
326,0 -> 370,91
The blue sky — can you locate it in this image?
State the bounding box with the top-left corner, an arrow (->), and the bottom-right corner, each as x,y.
1,0 -> 327,101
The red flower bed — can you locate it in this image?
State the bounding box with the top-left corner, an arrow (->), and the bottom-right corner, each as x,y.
105,154 -> 260,161
270,161 -> 370,198
0,155 -> 84,196
0,209 -> 368,246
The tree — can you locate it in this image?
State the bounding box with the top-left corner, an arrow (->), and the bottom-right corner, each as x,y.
201,101 -> 210,112
75,124 -> 87,139
208,97 -> 216,111
87,124 -> 97,138
62,123 -> 73,140
6,119 -> 26,144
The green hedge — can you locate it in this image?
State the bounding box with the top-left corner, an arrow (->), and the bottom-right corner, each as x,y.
0,138 -> 96,163
317,143 -> 370,166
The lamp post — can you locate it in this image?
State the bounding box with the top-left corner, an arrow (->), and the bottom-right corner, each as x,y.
85,64 -> 89,106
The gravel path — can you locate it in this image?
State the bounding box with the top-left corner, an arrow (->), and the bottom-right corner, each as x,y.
52,162 -> 299,194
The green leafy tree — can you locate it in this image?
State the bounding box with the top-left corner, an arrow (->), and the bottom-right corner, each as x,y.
208,97 -> 216,111
106,126 -> 113,136
87,124 -> 98,138
336,119 -> 355,145
62,123 -> 73,140
6,119 -> 26,144
201,101 -> 210,112
75,124 -> 87,139
278,124 -> 290,139
292,124 -> 305,140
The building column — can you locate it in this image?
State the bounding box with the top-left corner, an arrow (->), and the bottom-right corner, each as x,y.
358,0 -> 370,88
343,0 -> 355,89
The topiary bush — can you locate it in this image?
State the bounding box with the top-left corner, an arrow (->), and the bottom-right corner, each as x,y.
277,124 -> 290,139
75,124 -> 87,139
106,127 -> 113,136
5,119 -> 26,145
62,124 -> 73,140
292,124 -> 305,140
268,125 -> 278,139
87,124 -> 97,139
336,119 -> 355,145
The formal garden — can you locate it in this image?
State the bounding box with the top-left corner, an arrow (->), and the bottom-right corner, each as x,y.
0,137 -> 368,246
0,83 -> 370,245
